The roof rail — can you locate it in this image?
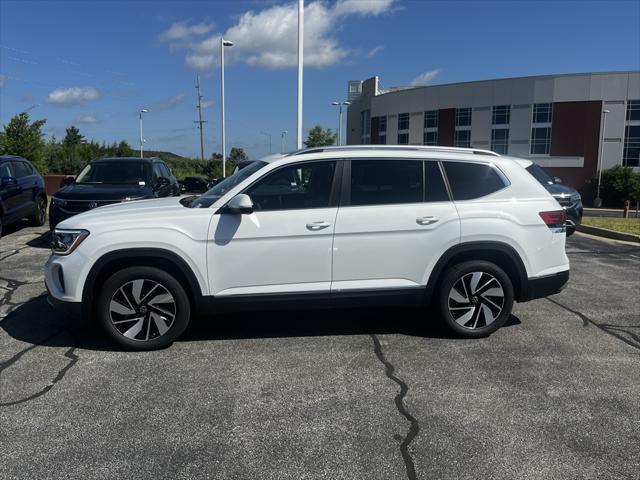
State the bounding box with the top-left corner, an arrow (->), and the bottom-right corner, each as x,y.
290,145 -> 500,157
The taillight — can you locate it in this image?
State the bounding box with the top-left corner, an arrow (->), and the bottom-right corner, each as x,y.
539,210 -> 566,230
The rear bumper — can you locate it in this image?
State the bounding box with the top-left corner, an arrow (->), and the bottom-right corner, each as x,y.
518,270 -> 569,302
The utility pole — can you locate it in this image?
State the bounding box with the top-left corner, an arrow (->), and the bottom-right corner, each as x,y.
296,0 -> 303,150
194,76 -> 207,162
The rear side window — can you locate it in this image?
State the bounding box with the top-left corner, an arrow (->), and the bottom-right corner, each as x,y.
425,161 -> 450,202
11,161 -> 32,178
443,161 -> 507,200
350,160 -> 422,206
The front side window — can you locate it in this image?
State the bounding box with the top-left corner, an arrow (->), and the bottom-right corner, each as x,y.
11,161 -> 32,178
0,162 -> 13,178
443,161 -> 507,200
246,161 -> 336,211
191,160 -> 266,208
350,160 -> 422,206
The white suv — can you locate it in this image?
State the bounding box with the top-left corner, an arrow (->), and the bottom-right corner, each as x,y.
45,146 -> 569,350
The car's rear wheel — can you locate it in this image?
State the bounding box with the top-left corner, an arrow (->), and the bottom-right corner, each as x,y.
29,195 -> 47,226
438,260 -> 514,338
96,266 -> 191,350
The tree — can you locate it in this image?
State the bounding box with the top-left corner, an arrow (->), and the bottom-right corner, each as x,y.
0,112 -> 47,172
63,125 -> 86,146
595,165 -> 640,207
304,125 -> 336,148
228,147 -> 248,163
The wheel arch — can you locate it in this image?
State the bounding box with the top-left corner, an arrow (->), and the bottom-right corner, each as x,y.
82,248 -> 206,317
425,241 -> 529,304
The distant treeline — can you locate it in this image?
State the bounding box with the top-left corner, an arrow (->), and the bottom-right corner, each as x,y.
0,112 -> 246,179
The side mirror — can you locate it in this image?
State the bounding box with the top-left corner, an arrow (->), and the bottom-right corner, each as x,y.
223,194 -> 254,215
155,177 -> 170,188
554,176 -> 563,184
1,176 -> 17,187
60,176 -> 75,187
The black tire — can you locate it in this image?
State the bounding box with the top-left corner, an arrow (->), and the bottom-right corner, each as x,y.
96,266 -> 191,350
29,195 -> 47,227
566,225 -> 576,236
438,260 -> 514,338
0,215 -> 3,239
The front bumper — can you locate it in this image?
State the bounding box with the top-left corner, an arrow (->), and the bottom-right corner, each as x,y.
46,284 -> 82,318
518,270 -> 570,302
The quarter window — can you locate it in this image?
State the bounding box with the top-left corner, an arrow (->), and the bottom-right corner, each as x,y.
443,161 -> 507,200
246,161 -> 336,211
350,160 -> 422,206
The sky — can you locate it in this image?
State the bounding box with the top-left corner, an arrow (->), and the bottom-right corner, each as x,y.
1,0 -> 639,159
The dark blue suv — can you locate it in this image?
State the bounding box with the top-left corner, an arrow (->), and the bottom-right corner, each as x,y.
0,155 -> 47,238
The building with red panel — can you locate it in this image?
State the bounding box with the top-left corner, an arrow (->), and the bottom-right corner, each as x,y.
346,72 -> 640,197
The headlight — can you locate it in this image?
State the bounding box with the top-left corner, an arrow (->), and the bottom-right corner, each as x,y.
51,197 -> 67,207
51,229 -> 89,255
571,193 -> 581,202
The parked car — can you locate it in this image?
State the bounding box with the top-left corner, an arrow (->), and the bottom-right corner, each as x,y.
519,160 -> 583,235
178,176 -> 210,194
46,145 -> 569,350
0,155 -> 47,238
49,157 -> 180,229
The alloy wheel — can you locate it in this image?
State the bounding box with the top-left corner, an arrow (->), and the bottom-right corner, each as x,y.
447,271 -> 505,330
109,279 -> 176,341
37,198 -> 46,224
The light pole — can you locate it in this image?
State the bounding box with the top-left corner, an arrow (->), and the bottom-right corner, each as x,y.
281,130 -> 288,153
594,109 -> 610,208
296,0 -> 303,150
331,101 -> 351,145
261,131 -> 272,153
139,108 -> 148,158
220,38 -> 233,177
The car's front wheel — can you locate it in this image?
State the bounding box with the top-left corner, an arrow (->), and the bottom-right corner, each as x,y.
438,260 -> 514,338
96,266 -> 191,350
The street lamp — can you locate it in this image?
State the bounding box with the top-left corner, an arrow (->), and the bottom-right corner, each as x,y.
260,131 -> 272,153
281,130 -> 288,153
331,101 -> 351,145
220,38 -> 233,178
594,109 -> 610,208
139,108 -> 148,158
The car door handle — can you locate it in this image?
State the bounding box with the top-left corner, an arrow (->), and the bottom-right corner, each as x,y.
306,221 -> 331,231
416,216 -> 439,225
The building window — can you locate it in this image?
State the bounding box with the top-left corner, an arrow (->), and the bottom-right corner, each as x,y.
492,105 -> 510,125
361,109 -> 371,144
423,110 -> 438,145
398,112 -> 410,144
530,103 -> 553,155
378,116 -> 387,145
454,108 -> 471,147
491,128 -> 509,154
454,130 -> 471,148
624,100 -> 640,166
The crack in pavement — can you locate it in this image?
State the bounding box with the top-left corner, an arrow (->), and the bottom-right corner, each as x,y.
370,334 -> 420,480
547,297 -> 640,351
0,277 -> 43,319
0,328 -> 79,407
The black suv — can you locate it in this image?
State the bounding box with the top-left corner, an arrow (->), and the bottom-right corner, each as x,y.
178,176 -> 211,194
0,155 -> 47,238
49,157 -> 180,229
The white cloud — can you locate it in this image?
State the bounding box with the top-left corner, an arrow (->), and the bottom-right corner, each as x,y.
201,100 -> 215,109
75,115 -> 97,124
0,74 -> 6,88
146,93 -> 186,112
46,87 -> 100,106
171,0 -> 396,71
410,69 -> 441,87
367,45 -> 384,58
333,0 -> 395,16
159,21 -> 213,42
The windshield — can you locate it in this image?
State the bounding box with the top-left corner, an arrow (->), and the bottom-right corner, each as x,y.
76,162 -> 150,185
190,160 -> 267,208
526,163 -> 554,185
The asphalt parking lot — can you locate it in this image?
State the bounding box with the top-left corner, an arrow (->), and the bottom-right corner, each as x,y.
1,222 -> 639,480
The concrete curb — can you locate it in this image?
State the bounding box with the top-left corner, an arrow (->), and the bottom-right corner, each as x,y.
576,224 -> 640,243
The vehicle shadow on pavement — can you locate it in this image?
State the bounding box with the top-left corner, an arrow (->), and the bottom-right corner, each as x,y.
1,296 -> 522,351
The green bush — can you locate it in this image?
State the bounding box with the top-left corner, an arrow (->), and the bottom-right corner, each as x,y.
594,166 -> 640,208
